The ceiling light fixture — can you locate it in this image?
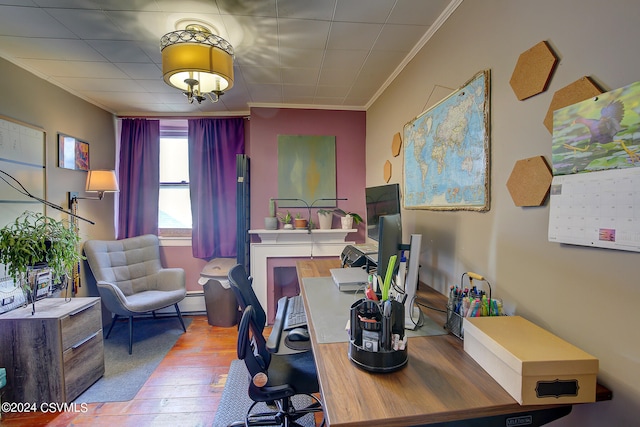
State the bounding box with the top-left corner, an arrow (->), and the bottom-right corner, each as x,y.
160,23 -> 234,104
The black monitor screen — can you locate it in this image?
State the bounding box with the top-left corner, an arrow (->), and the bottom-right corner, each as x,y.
365,183 -> 400,241
377,213 -> 402,280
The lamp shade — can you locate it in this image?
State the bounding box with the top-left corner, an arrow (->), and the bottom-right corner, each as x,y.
162,43 -> 234,93
160,26 -> 234,102
86,170 -> 119,193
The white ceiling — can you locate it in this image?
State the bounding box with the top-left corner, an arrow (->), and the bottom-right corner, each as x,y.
0,0 -> 459,116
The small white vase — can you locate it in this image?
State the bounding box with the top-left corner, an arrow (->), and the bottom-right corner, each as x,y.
340,215 -> 353,229
318,212 -> 333,229
284,223 -> 293,229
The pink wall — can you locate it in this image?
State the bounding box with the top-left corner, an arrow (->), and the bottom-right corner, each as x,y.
248,107 -> 367,242
160,246 -> 209,292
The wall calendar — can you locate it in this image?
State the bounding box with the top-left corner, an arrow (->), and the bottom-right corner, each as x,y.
548,167 -> 640,252
549,80 -> 640,252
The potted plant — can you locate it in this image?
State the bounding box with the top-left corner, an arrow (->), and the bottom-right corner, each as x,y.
277,210 -> 293,229
317,209 -> 334,229
0,211 -> 82,309
265,198 -> 278,230
333,208 -> 363,230
293,213 -> 308,229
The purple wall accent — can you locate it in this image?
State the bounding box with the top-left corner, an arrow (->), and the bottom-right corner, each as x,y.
249,107 -> 367,242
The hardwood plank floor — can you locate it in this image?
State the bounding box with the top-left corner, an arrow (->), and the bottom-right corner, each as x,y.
1,315 -> 242,427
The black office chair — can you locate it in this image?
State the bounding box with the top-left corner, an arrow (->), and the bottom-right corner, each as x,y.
228,263 -> 267,332
230,305 -> 324,427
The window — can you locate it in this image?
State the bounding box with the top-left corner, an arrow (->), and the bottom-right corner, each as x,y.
159,120 -> 191,236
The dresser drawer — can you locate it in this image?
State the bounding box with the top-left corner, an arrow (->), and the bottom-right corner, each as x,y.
63,329 -> 104,402
61,299 -> 102,350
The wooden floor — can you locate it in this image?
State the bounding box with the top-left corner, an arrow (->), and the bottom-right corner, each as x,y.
1,315 -> 241,427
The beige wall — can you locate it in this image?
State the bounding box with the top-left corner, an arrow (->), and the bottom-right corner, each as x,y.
367,1 -> 638,425
0,57 -> 117,297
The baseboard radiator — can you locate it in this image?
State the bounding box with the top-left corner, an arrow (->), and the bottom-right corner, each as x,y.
156,291 -> 206,315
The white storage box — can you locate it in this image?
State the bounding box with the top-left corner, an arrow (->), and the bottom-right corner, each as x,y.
463,316 -> 598,405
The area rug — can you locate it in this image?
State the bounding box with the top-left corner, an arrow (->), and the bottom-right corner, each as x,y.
213,359 -> 317,427
74,316 -> 192,404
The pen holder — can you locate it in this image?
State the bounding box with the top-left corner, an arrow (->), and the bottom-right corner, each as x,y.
348,299 -> 408,373
445,272 -> 495,339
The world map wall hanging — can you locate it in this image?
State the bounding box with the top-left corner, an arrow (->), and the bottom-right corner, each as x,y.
403,70 -> 490,211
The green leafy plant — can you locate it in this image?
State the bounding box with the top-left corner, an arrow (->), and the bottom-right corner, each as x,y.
268,198 -> 276,217
277,210 -> 292,224
0,211 -> 83,291
332,208 -> 363,225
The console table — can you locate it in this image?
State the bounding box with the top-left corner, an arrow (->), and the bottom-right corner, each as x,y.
0,297 -> 104,405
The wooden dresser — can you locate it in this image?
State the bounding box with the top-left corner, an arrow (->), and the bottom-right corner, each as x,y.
0,297 -> 104,404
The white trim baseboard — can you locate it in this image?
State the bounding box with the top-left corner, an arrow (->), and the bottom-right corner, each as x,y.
156,291 -> 206,315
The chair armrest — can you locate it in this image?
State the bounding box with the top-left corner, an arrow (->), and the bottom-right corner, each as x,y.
96,281 -> 133,316
156,268 -> 186,292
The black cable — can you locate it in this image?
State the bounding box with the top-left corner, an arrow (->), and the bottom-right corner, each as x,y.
391,275 -> 404,294
415,300 -> 447,314
1,169 -> 33,197
0,168 -> 95,224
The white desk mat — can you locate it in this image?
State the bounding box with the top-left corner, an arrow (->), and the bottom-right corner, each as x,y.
302,277 -> 446,344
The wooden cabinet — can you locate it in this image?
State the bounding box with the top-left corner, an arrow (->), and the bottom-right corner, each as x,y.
0,297 -> 104,404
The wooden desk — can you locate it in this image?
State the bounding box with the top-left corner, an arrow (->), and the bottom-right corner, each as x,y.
297,259 -> 611,427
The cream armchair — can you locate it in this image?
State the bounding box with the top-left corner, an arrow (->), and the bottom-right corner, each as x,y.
84,234 -> 187,354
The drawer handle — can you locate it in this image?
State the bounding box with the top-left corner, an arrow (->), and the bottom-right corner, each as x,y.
69,301 -> 98,316
72,331 -> 99,349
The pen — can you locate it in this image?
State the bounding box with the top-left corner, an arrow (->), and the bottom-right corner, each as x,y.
382,300 -> 392,350
365,285 -> 378,301
383,299 -> 392,317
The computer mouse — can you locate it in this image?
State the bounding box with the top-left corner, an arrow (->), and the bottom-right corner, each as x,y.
288,327 -> 310,342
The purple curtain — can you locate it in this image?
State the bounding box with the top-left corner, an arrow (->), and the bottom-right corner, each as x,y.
117,119 -> 160,239
188,118 -> 245,259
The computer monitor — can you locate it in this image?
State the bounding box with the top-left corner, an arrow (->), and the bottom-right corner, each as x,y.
366,184 -> 400,242
376,213 -> 402,280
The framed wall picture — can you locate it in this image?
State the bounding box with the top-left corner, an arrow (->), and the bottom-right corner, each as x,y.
58,133 -> 89,171
277,135 -> 337,208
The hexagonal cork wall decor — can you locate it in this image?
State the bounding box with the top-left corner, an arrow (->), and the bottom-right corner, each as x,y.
506,156 -> 553,207
543,76 -> 603,133
391,132 -> 402,157
383,160 -> 392,182
509,41 -> 558,101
